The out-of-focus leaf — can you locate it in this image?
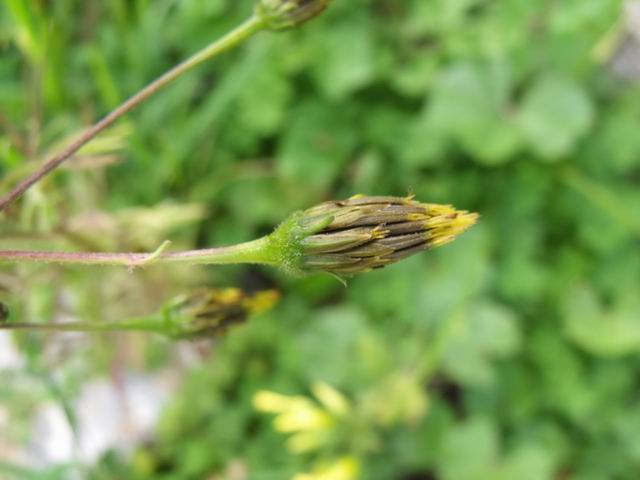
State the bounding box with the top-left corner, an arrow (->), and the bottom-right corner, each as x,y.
442,302 -> 522,386
500,445 -> 556,480
438,417 -> 499,480
311,14 -> 377,100
516,75 -> 594,160
427,62 -> 521,165
277,100 -> 357,190
564,286 -> 640,357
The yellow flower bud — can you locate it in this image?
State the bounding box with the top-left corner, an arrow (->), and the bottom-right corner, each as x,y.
165,288 -> 280,339
270,195 -> 478,276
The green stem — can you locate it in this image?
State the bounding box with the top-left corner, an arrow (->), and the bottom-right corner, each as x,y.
0,314 -> 166,334
0,236 -> 277,268
0,15 -> 266,212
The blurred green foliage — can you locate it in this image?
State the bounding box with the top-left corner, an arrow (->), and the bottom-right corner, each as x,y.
1,0 -> 640,479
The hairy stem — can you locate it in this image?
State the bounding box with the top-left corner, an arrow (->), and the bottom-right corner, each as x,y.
0,15 -> 266,212
0,236 -> 277,268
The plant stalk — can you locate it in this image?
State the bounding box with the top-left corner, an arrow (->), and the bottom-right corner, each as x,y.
0,236 -> 276,268
0,15 -> 266,212
0,314 -> 166,334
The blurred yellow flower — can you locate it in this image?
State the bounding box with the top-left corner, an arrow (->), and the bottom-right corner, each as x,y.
274,406 -> 333,433
292,456 -> 360,480
252,382 -> 351,453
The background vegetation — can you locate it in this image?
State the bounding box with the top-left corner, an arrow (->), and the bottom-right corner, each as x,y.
1,0 -> 640,478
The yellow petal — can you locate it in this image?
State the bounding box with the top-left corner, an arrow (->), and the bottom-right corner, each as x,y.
294,457 -> 360,480
253,390 -> 312,413
274,408 -> 333,433
311,382 -> 350,416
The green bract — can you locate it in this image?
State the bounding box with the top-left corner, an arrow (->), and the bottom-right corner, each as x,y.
256,0 -> 331,30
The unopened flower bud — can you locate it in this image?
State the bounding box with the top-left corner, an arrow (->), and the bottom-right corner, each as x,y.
164,288 -> 280,339
270,195 -> 478,276
256,0 -> 331,30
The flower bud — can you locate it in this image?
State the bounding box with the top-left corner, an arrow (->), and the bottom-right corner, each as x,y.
0,290 -> 279,339
271,195 -> 478,276
255,0 -> 331,30
164,288 -> 280,339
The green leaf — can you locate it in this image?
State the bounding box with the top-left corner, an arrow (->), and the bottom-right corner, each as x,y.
277,100 -> 357,190
500,445 -> 556,480
438,417 -> 499,480
442,302 -> 521,386
585,109 -> 640,174
311,15 -> 377,100
530,327 -> 598,421
427,62 -> 522,165
516,75 -> 594,160
564,286 -> 640,357
236,65 -> 292,136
